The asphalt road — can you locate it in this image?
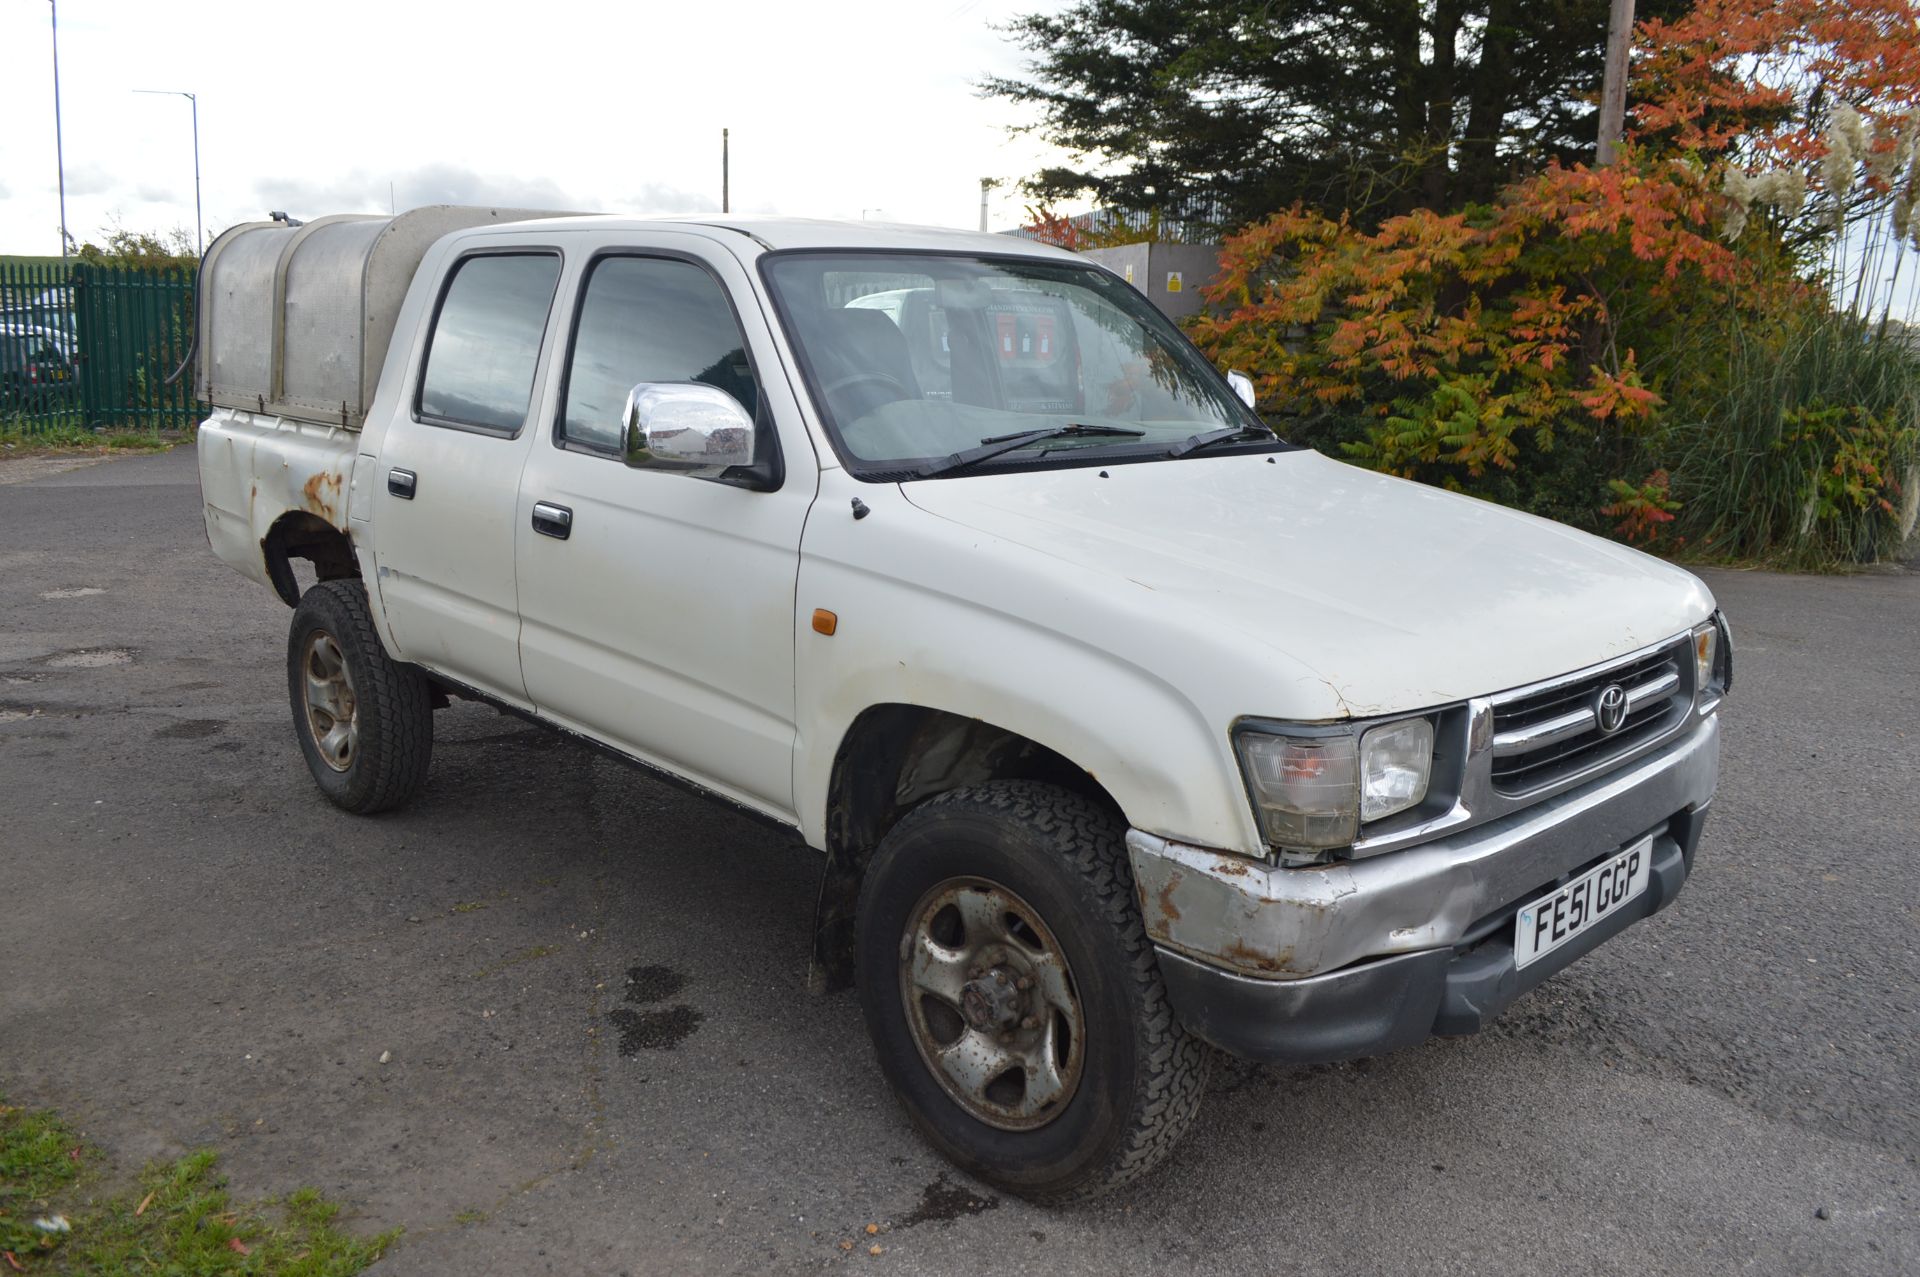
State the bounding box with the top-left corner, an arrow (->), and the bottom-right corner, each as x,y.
2,446 -> 1914,1276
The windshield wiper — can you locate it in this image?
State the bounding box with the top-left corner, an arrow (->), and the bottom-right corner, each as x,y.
916,423 -> 1147,478
1165,424 -> 1275,459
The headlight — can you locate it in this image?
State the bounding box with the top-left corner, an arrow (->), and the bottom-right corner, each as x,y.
1695,612 -> 1732,705
1235,716 -> 1435,853
1691,622 -> 1717,693
1359,717 -> 1433,821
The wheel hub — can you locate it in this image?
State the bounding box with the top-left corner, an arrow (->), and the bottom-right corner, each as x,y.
900,877 -> 1085,1131
960,966 -> 1025,1033
301,628 -> 358,773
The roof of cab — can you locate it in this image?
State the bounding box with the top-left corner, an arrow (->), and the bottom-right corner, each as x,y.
492,213 -> 1076,258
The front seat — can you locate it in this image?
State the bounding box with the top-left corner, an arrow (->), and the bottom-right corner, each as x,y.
816,308 -> 922,421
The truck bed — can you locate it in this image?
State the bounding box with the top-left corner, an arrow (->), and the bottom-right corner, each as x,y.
198,408 -> 360,596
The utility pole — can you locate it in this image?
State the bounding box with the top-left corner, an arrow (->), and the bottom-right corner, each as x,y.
135,90 -> 202,251
1596,0 -> 1635,166
50,1 -> 69,256
979,177 -> 998,233
722,128 -> 730,214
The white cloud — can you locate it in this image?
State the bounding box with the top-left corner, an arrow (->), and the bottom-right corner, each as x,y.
256,165 -> 582,219
626,182 -> 723,216
0,0 -> 1082,255
61,164 -> 115,198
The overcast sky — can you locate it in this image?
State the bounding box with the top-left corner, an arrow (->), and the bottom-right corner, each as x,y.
0,0 -> 1082,254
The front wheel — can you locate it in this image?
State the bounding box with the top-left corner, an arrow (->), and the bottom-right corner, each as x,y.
286,580 -> 433,814
856,781 -> 1211,1203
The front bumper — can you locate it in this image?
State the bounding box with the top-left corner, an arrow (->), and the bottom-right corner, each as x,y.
1127,713 -> 1719,1065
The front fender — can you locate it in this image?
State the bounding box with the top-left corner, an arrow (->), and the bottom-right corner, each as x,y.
792,474 -> 1324,856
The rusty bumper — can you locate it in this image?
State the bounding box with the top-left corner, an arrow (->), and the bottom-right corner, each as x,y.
1127,714 -> 1719,1063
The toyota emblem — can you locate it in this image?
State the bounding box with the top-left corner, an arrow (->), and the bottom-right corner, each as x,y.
1593,683 -> 1629,734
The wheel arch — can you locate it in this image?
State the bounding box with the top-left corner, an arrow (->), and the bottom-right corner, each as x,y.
262,511 -> 358,607
810,703 -> 1126,991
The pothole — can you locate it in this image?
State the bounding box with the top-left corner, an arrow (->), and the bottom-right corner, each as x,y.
45,648 -> 133,669
38,587 -> 106,600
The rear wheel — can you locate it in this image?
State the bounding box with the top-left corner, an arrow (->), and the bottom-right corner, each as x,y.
286,580 -> 432,813
856,781 -> 1210,1203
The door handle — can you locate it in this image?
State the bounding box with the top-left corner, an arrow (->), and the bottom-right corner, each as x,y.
531,501 -> 573,540
388,468 -> 417,499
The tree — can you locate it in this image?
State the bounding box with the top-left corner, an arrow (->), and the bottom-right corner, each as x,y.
1184,0 -> 1920,565
984,0 -> 1689,229
74,224 -> 199,271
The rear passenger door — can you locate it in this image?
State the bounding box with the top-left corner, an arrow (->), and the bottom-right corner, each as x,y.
372,249 -> 562,704
513,240 -> 816,821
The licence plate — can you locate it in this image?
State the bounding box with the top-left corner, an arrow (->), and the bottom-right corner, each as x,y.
1514,838 -> 1652,969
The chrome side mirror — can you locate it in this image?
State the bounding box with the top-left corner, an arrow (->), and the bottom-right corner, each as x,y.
621,382 -> 756,477
1227,370 -> 1257,410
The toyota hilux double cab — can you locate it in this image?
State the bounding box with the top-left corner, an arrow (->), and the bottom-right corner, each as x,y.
195,206 -> 1730,1202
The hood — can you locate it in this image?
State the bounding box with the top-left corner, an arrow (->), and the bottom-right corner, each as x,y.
900,449 -> 1715,718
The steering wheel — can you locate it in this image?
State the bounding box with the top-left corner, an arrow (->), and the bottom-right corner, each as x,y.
821,370 -> 913,413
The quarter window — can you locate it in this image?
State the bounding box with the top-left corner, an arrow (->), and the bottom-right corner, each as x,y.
561,256 -> 758,453
418,253 -> 562,433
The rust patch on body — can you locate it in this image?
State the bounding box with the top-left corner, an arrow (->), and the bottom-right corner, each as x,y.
1155,871 -> 1183,923
1213,856 -> 1250,877
1222,939 -> 1295,975
302,468 -> 345,523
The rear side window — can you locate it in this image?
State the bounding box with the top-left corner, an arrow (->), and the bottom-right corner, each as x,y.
418,253 -> 562,433
560,256 -> 758,453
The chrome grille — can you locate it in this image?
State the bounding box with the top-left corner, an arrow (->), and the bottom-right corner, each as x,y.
1489,639 -> 1691,796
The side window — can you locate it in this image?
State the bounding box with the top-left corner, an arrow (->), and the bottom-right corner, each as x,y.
560,256 -> 759,453
418,253 -> 562,433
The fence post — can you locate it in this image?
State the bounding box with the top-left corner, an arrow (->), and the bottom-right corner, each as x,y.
74,263 -> 97,427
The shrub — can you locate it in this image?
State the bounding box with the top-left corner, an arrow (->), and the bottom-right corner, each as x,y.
1665,313 -> 1919,565
1187,158 -> 1767,533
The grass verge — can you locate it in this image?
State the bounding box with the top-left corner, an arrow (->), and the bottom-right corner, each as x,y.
1,1097 -> 395,1275
0,427 -> 184,453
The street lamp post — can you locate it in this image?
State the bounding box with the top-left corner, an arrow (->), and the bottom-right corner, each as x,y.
134,89 -> 202,252
50,1 -> 69,256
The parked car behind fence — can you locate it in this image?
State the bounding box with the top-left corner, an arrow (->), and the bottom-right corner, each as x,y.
0,260 -> 196,431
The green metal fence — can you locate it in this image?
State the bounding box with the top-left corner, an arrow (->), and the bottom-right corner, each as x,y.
0,259 -> 199,433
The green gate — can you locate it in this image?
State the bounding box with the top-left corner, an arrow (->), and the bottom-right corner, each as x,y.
0,259 -> 198,433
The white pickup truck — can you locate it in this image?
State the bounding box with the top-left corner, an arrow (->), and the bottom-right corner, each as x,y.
195,206 -> 1729,1202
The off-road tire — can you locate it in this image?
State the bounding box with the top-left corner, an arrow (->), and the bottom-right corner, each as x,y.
286,580 -> 433,814
856,780 -> 1211,1203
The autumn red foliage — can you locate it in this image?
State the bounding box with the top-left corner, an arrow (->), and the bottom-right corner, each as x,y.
1187,0 -> 1920,558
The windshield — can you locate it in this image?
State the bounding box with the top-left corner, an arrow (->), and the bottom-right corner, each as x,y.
760,251 -> 1271,477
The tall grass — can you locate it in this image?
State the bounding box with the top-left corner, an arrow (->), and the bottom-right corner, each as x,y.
1665,311 -> 1920,567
